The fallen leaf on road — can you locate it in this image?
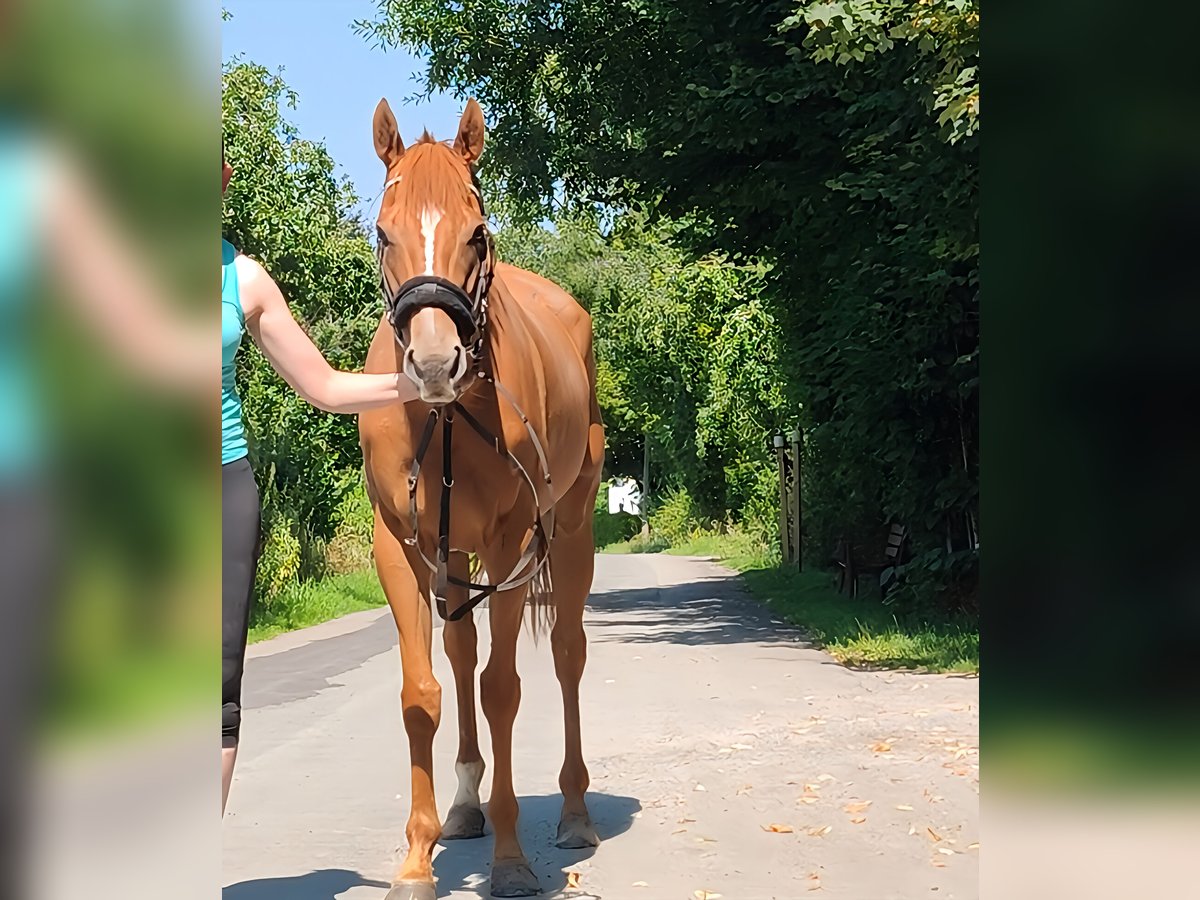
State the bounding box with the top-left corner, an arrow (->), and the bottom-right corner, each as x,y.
931,859 -> 946,868
694,891 -> 722,899
843,800 -> 872,814
804,782 -> 821,792
799,796 -> 819,805
731,743 -> 753,750
694,784 -> 707,792
807,872 -> 823,891
807,825 -> 833,837
908,824 -> 918,835
566,872 -> 582,889
937,847 -> 955,856
850,817 -> 867,825
967,842 -> 980,850
926,827 -> 943,842
678,817 -> 696,824
672,828 -> 688,835
736,785 -> 753,795
632,881 -> 648,887
896,804 -> 914,811
761,823 -> 794,833
817,774 -> 836,782
871,741 -> 893,753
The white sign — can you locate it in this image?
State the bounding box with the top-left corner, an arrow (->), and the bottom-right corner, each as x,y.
607,477 -> 642,517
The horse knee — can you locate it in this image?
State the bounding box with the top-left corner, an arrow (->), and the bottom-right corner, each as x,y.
402,677 -> 442,731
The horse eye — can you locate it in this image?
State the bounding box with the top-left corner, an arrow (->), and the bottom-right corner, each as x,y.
376,226 -> 390,247
470,224 -> 488,244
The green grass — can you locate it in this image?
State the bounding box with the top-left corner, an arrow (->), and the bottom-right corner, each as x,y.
248,569 -> 387,644
607,529 -> 978,674
44,645 -> 213,746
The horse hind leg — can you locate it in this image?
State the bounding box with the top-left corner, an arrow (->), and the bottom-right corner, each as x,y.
548,518 -> 600,850
479,539 -> 541,898
550,445 -> 604,850
441,551 -> 486,840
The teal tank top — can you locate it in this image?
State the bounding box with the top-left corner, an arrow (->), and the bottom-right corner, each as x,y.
221,239 -> 248,464
0,127 -> 43,479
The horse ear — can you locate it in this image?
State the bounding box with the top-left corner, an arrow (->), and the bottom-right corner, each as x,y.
454,98 -> 485,164
373,98 -> 405,166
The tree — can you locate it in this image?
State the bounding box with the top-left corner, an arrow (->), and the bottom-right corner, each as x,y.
222,60 -> 381,598
359,0 -> 979,601
360,1 -> 979,607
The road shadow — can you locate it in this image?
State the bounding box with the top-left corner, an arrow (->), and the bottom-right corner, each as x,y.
223,868 -> 390,899
584,570 -> 813,649
432,791 -> 640,898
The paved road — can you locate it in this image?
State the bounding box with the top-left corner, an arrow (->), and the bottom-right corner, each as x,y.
223,554 -> 979,900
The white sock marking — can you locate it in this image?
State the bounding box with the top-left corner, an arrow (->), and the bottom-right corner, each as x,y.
453,760 -> 485,807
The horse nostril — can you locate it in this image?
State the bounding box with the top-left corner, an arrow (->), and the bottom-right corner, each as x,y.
450,345 -> 466,382
405,347 -> 436,383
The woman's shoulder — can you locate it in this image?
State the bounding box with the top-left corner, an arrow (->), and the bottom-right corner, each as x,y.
230,251 -> 279,318
232,251 -> 269,287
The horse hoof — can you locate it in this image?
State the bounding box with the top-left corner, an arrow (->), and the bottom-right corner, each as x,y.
385,881 -> 438,900
555,812 -> 600,850
442,803 -> 486,840
490,859 -> 541,897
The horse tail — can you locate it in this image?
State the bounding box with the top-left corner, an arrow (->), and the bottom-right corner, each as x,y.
525,548 -> 556,641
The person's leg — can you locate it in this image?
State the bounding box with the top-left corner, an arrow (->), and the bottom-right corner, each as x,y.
0,483 -> 56,896
221,457 -> 260,814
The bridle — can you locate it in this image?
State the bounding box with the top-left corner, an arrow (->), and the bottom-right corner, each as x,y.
375,172 -> 494,358
374,170 -> 556,622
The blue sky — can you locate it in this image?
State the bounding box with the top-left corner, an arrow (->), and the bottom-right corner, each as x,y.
221,0 -> 463,221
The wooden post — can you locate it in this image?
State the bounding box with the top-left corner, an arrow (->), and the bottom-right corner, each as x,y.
790,428 -> 803,570
641,433 -> 651,536
774,433 -> 788,563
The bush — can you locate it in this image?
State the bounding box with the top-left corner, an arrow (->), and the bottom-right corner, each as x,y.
592,483 -> 642,549
326,477 -> 376,575
649,487 -> 704,545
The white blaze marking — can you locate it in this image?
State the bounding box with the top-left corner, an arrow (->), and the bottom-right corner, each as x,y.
453,760 -> 485,807
420,206 -> 442,275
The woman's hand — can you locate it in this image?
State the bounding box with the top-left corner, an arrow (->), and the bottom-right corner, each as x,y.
238,254 -> 419,413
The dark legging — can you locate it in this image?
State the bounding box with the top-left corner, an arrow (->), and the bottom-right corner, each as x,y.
222,456 -> 261,748
0,483 -> 55,896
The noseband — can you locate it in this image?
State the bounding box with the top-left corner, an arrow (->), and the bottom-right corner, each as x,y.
372,171 -> 554,623
375,173 -> 495,358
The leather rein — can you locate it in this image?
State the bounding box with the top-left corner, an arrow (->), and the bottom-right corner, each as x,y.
374,173 -> 556,622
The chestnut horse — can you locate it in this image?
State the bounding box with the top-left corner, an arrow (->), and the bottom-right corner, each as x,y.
359,98 -> 605,900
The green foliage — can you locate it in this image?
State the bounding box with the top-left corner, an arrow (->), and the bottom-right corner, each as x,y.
222,60 -> 382,610
247,570 -> 388,644
360,0 -> 979,607
500,213 -> 786,522
592,483 -> 642,549
649,487 -> 703,545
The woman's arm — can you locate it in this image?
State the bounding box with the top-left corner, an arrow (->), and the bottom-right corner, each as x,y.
41,145 -> 212,396
238,254 -> 418,413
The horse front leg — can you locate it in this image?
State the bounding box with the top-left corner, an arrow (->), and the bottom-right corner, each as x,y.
375,512 -> 441,900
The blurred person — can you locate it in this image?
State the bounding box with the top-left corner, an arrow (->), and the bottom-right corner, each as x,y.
220,147 -> 421,813
0,116 -> 214,900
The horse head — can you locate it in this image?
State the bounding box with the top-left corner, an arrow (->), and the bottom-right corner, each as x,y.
372,97 -> 491,405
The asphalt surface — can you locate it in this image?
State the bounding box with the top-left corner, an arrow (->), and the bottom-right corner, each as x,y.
222,553 -> 979,900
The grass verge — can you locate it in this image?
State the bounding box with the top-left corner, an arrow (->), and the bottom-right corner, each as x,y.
607,529 -> 978,674
248,569 -> 387,644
